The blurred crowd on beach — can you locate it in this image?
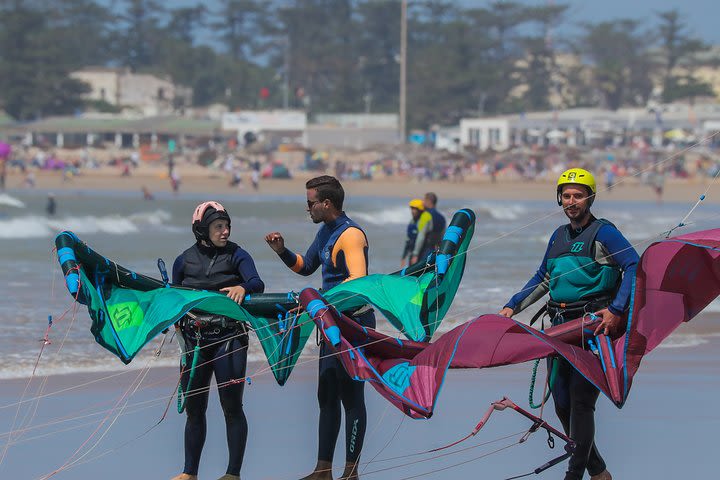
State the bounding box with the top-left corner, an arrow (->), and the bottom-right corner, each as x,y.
1,135 -> 719,196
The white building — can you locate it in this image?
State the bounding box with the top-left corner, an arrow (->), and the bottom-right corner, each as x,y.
70,67 -> 192,116
460,104 -> 720,151
222,110 -> 308,146
459,118 -> 511,151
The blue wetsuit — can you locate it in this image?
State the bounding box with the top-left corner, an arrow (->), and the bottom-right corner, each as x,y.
424,207 -> 446,256
173,241 -> 264,477
504,218 -> 639,480
277,213 -> 375,466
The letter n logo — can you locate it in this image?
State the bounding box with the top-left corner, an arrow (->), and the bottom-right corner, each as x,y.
570,241 -> 584,253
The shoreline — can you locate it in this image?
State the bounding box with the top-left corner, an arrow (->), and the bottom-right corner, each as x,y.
6,168 -> 720,203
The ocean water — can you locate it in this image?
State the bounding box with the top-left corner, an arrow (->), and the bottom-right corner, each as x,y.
1,188 -> 718,379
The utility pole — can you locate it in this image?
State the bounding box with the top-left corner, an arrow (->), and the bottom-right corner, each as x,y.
283,35 -> 290,110
399,0 -> 407,143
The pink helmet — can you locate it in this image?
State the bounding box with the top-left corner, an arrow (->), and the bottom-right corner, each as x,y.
192,201 -> 231,242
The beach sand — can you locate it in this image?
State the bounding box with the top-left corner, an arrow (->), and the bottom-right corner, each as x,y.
1,332 -> 718,480
7,167 -> 720,204
3,165 -> 719,479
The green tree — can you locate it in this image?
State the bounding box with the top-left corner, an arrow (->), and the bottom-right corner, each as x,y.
271,0 -> 361,112
213,0 -> 269,61
0,1 -> 90,120
578,20 -> 654,110
406,1 -> 483,126
119,0 -> 164,70
516,3 -> 568,111
657,9 -> 713,103
355,0 -> 401,113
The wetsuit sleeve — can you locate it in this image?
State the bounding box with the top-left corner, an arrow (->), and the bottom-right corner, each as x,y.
231,248 -> 265,294
278,235 -> 322,276
334,227 -> 368,282
412,211 -> 433,257
504,231 -> 556,314
172,254 -> 184,285
402,222 -> 414,259
596,225 -> 639,315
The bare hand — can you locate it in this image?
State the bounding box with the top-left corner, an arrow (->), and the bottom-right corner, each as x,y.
592,308 -> 623,336
498,307 -> 514,318
264,232 -> 286,254
410,255 -> 418,265
400,258 -> 407,268
220,285 -> 246,304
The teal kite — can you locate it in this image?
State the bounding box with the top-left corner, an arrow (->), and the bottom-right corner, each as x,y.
53,209 -> 474,384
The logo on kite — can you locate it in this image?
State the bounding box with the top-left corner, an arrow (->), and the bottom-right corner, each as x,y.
113,306 -> 133,329
382,362 -> 416,395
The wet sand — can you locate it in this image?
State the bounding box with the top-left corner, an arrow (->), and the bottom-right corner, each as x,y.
1,335 -> 718,480
7,167 -> 720,204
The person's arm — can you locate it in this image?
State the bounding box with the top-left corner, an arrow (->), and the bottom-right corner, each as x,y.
502,231 -> 556,315
230,248 -> 265,294
334,227 -> 368,282
278,235 -> 323,276
596,225 -> 639,316
412,211 -> 433,257
171,254 -> 184,285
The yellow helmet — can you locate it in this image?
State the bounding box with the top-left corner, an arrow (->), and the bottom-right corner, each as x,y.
408,199 -> 425,211
556,168 -> 596,206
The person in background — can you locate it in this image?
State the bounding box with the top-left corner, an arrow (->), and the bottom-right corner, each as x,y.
409,192 -> 446,264
405,198 -> 433,266
46,193 -> 56,216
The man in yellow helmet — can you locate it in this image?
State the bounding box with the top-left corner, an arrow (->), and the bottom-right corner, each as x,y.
403,198 -> 435,266
499,168 -> 639,480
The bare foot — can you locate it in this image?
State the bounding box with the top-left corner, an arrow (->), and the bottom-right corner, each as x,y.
339,460 -> 360,480
299,460 -> 333,480
171,474 -> 197,480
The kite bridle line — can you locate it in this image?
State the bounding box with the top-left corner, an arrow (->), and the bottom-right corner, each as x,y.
10,202 -> 720,471
0,265 -> 83,469
12,130 -> 720,476
9,205 -> 718,475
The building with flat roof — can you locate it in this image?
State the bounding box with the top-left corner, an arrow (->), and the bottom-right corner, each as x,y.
70,68 -> 192,116
460,104 -> 720,151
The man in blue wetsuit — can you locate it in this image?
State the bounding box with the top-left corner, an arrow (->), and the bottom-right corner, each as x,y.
499,168 -> 639,480
265,175 -> 374,480
402,198 -> 432,267
411,192 -> 446,264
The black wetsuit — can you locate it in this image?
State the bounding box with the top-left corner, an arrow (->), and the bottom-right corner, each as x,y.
276,213 -> 375,465
173,241 -> 264,477
504,219 -> 639,480
552,358 -> 607,479
318,309 -> 375,464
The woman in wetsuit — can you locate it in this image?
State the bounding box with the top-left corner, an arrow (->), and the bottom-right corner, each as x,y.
171,201 -> 265,480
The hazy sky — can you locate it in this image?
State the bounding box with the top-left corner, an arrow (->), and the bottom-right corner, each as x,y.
539,0 -> 720,43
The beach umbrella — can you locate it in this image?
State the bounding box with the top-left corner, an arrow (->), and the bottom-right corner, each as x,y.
545,129 -> 566,139
663,129 -> 687,141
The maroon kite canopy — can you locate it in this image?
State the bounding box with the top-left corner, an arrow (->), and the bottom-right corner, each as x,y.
300,228 -> 720,419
